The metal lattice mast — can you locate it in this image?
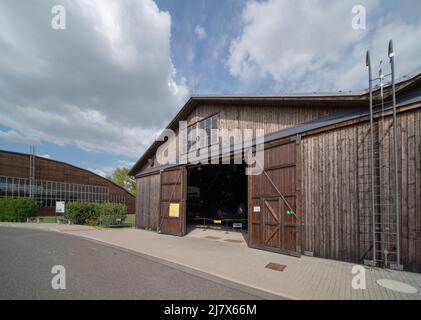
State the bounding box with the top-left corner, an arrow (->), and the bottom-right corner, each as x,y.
366,51 -> 377,265
29,145 -> 36,199
388,40 -> 402,269
362,41 -> 402,270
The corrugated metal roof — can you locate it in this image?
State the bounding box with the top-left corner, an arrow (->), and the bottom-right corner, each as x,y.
189,67 -> 421,100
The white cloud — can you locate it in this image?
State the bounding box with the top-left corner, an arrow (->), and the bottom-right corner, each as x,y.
195,24 -> 206,40
87,165 -> 115,177
0,104 -> 159,158
212,35 -> 227,60
0,130 -> 39,145
226,0 -> 421,91
87,168 -> 107,177
0,0 -> 188,157
87,160 -> 135,179
117,159 -> 135,167
37,154 -> 51,159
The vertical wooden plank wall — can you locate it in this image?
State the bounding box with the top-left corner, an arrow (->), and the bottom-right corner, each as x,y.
158,167 -> 186,236
301,125 -> 360,262
189,104 -> 355,134
141,104 -> 357,171
301,108 -> 421,272
135,174 -> 160,230
248,140 -> 300,256
398,110 -> 421,271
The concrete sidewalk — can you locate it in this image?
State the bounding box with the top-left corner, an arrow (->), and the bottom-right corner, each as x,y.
1,222 -> 420,300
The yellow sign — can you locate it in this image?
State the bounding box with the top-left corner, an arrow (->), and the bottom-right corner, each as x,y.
213,220 -> 222,224
169,203 -> 180,217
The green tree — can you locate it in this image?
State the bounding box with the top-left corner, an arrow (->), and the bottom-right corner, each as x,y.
107,167 -> 136,195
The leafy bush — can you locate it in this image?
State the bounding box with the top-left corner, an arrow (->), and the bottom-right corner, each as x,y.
0,198 -> 38,222
64,202 -> 100,225
63,202 -> 128,226
99,203 -> 127,226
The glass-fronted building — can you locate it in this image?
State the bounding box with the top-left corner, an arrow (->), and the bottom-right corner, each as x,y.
0,176 -> 125,208
0,150 -> 135,215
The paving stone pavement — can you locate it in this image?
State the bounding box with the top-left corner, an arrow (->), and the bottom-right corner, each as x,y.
1,222 -> 420,300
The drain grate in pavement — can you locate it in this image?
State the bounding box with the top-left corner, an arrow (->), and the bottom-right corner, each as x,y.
205,236 -> 222,240
224,239 -> 244,243
265,262 -> 287,272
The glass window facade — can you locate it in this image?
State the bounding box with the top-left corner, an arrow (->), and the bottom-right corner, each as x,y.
0,175 -> 125,208
182,114 -> 219,154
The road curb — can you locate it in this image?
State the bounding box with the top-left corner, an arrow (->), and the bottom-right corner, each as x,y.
0,223 -> 291,300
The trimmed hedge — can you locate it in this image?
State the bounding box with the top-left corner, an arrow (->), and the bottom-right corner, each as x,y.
64,202 -> 127,226
0,198 -> 38,222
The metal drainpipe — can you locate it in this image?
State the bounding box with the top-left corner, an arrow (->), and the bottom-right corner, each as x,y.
366,51 -> 376,264
389,40 -> 401,267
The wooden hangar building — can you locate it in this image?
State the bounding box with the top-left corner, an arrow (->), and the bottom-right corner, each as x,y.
0,150 -> 135,215
129,70 -> 421,273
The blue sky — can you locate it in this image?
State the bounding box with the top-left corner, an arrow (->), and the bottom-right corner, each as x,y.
0,0 -> 420,177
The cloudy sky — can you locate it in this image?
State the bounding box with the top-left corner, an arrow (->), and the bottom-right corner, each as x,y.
0,0 -> 420,177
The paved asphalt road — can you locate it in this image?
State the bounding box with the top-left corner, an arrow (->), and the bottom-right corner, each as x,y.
0,227 -> 280,300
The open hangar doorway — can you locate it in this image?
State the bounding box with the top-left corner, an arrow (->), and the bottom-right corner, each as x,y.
186,163 -> 248,241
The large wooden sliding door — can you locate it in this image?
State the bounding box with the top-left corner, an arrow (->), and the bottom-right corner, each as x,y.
159,167 -> 187,236
136,173 -> 160,230
248,138 -> 302,256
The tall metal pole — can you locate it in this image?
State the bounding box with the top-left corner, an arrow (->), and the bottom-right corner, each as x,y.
29,145 -> 36,199
29,145 -> 33,199
366,51 -> 376,264
388,40 -> 401,267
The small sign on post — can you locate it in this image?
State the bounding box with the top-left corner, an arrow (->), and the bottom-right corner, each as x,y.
56,201 -> 65,214
55,201 -> 65,224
